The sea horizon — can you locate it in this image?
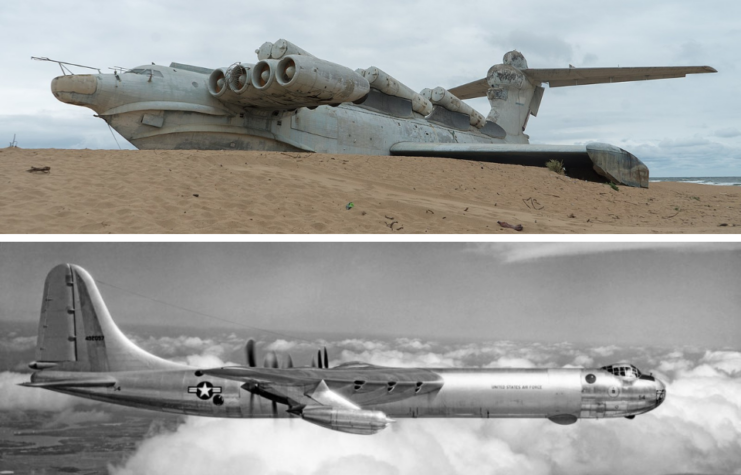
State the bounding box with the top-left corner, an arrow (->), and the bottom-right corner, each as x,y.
650,176 -> 741,186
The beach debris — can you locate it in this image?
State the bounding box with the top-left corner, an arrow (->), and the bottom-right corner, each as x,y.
385,219 -> 399,230
384,215 -> 394,220
568,213 -> 576,218
27,166 -> 50,173
497,221 -> 523,231
719,223 -> 729,227
361,211 -> 367,216
426,210 -> 434,214
522,197 -> 544,210
346,202 -> 354,210
464,207 -> 469,212
193,194 -> 199,197
608,182 -> 619,191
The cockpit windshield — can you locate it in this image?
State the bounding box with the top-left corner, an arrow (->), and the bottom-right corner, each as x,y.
601,364 -> 642,378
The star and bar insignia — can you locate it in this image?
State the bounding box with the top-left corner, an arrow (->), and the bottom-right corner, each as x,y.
188,381 -> 222,400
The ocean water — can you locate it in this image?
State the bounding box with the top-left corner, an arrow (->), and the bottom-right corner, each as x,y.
650,176 -> 741,186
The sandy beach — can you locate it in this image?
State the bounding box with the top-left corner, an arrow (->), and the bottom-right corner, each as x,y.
1,148 -> 738,234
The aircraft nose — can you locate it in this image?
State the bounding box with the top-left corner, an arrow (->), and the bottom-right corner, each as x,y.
51,74 -> 98,105
655,378 -> 667,408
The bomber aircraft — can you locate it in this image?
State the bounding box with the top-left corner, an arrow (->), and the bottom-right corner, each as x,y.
42,39 -> 715,188
22,264 -> 666,435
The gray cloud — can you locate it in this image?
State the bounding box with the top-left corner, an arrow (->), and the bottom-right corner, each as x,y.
466,242 -> 741,264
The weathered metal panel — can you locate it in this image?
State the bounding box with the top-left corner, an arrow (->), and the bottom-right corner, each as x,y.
587,142 -> 649,188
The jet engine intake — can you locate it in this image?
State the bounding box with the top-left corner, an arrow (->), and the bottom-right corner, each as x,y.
301,406 -> 393,435
226,63 -> 254,95
276,55 -> 370,105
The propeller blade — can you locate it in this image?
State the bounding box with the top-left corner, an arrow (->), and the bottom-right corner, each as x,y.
317,350 -> 323,369
323,347 -> 329,369
263,351 -> 279,368
272,401 -> 278,417
282,354 -> 294,369
246,339 -> 256,367
311,357 -> 317,368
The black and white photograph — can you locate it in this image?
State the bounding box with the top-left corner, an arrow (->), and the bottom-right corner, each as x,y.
1,242 -> 739,473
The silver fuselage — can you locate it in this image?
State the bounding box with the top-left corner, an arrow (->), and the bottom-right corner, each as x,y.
33,366 -> 664,421
50,65 -> 522,153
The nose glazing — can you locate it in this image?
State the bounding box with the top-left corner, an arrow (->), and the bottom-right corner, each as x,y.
655,378 -> 666,408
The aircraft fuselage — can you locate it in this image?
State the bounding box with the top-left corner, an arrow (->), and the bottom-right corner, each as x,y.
31,366 -> 664,424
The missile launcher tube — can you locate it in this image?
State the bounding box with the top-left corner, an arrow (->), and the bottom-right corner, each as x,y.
270,39 -> 314,60
361,66 -> 432,116
431,87 -> 485,128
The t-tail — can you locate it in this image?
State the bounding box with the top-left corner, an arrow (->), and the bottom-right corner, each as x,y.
27,263 -> 184,376
449,51 -> 716,140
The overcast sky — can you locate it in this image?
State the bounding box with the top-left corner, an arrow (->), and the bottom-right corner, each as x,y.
1,242 -> 739,348
1,0 -> 739,176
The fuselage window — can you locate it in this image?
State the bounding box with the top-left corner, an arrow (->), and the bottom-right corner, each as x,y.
125,68 -> 164,78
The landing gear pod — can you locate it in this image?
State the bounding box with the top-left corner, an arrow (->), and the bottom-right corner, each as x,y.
276,55 -> 370,104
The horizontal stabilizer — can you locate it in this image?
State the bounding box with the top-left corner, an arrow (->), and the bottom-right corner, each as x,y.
20,376 -> 117,388
449,66 -> 716,99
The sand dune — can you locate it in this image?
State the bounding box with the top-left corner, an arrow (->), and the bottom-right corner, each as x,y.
1,148 -> 738,234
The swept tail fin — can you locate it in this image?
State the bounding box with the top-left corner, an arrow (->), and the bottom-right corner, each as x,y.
32,264 -> 184,372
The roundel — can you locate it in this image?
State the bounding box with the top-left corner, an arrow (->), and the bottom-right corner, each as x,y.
608,386 -> 620,397
585,374 -> 596,384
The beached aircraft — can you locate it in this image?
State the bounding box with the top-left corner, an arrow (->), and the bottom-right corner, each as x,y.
22,264 -> 666,435
42,39 -> 715,188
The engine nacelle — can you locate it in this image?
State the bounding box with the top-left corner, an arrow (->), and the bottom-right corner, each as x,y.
208,68 -> 239,100
226,63 -> 254,95
275,55 -> 370,105
301,406 -> 393,435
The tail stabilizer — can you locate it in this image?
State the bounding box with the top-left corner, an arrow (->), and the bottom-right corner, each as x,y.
447,51 -> 716,139
33,264 -> 185,372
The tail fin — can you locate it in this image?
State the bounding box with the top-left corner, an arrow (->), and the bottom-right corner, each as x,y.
448,51 -> 716,139
33,264 -> 184,372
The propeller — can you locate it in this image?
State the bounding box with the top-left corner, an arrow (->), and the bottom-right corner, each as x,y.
263,351 -> 279,369
282,354 -> 294,369
245,339 -> 257,367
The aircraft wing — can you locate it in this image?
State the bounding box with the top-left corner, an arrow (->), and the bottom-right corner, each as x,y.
389,141 -> 649,188
449,65 -> 717,99
202,365 -> 443,409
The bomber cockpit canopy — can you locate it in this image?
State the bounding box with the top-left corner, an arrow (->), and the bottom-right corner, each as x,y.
601,363 -> 642,379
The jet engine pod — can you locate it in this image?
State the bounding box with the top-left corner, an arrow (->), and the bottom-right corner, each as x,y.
226,63 -> 254,94
301,406 -> 393,435
276,55 -> 370,104
251,60 -> 277,90
208,68 -> 230,97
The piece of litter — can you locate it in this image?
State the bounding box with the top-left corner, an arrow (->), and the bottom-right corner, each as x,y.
27,166 -> 50,173
497,221 -> 523,232
346,202 -> 354,210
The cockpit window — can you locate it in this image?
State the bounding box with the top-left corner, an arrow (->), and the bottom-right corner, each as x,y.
125,68 -> 164,78
601,364 -> 642,378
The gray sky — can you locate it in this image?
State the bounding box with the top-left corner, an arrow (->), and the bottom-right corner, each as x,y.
1,242 -> 739,348
1,0 -> 739,176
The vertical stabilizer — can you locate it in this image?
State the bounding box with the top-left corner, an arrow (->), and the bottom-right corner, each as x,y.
33,264 -> 186,372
